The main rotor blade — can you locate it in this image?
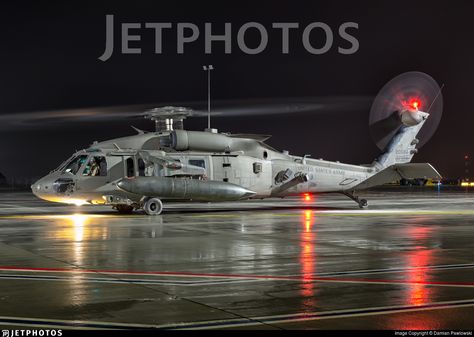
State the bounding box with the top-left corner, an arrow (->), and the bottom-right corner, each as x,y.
0,96 -> 371,131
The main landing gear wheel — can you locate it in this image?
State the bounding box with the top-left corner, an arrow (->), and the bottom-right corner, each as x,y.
143,197 -> 163,215
116,204 -> 134,214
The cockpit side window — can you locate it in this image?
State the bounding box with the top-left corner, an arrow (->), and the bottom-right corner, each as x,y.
63,155 -> 88,175
83,156 -> 107,177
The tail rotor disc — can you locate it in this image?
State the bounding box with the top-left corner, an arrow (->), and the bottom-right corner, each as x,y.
369,71 -> 443,151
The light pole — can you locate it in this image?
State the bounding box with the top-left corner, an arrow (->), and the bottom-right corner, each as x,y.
203,65 -> 214,130
465,154 -> 470,182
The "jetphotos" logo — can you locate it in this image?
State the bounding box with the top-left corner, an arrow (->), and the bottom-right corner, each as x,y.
98,15 -> 359,61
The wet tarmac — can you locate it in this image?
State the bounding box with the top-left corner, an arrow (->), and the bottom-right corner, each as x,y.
0,190 -> 474,330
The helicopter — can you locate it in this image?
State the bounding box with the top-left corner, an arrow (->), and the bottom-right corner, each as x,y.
31,71 -> 443,215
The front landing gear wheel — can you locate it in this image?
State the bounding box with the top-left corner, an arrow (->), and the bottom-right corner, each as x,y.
116,204 -> 134,214
358,199 -> 368,209
143,198 -> 163,215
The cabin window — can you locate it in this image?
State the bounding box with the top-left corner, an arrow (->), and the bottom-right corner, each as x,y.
189,159 -> 206,168
126,158 -> 135,177
263,151 -> 268,160
138,158 -> 146,176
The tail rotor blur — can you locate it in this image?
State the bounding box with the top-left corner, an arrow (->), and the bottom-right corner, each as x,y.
369,71 -> 443,151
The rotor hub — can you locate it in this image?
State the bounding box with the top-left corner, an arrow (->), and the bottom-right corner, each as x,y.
143,106 -> 194,132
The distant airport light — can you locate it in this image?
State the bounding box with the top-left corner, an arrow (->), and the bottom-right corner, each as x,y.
461,182 -> 474,187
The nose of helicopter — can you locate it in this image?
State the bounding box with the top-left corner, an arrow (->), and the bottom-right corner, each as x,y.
31,175 -> 89,205
31,176 -> 55,200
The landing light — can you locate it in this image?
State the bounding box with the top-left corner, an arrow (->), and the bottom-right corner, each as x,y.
66,199 -> 89,207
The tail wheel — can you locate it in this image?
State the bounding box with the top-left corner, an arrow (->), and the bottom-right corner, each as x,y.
143,197 -> 163,215
359,199 -> 368,209
116,204 -> 134,214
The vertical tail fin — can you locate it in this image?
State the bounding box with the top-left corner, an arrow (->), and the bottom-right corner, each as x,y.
374,110 -> 429,169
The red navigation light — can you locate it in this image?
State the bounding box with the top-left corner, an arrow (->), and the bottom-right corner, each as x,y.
409,98 -> 421,110
465,155 -> 469,160
303,193 -> 312,202
403,98 -> 422,110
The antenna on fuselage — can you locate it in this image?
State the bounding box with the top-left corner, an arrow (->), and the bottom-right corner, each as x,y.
203,65 -> 215,133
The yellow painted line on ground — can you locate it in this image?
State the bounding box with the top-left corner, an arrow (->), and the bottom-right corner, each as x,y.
0,209 -> 474,221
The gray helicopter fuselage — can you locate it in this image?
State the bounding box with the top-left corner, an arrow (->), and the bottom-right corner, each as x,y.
32,108 -> 441,213
31,130 -> 374,206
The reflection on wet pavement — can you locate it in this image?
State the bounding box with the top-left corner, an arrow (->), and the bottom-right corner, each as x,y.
0,191 -> 474,329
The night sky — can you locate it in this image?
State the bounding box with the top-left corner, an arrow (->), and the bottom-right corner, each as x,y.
0,1 -> 473,180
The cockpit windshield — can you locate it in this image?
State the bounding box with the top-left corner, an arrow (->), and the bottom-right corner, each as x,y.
50,155 -> 73,173
63,155 -> 88,175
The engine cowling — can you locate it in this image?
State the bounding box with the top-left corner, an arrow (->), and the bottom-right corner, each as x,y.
170,130 -> 233,152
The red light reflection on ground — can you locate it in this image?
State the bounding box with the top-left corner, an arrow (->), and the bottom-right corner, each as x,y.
387,223 -> 438,329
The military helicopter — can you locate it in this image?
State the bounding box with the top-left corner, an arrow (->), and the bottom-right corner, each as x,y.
31,71 -> 443,215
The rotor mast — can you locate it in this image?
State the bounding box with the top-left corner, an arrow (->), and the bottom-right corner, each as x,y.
144,106 -> 193,132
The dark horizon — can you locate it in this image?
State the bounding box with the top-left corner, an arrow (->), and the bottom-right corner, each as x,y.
0,1 -> 473,180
